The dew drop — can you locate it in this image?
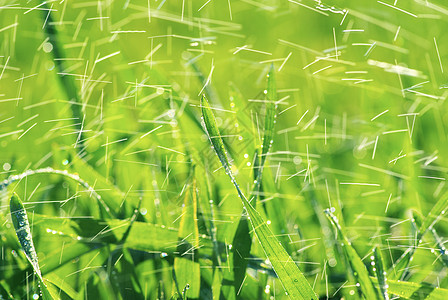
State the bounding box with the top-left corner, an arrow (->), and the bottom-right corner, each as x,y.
167,109 -> 176,118
264,284 -> 270,294
156,87 -> 165,95
2,163 -> 11,171
43,42 -> 53,53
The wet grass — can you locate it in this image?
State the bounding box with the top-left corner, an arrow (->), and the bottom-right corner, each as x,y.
1,0 -> 448,299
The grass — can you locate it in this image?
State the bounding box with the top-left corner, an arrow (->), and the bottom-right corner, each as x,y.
1,0 -> 448,299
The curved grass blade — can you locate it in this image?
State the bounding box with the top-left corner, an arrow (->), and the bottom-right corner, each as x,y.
1,167 -> 114,218
260,64 -> 277,170
201,95 -> 232,174
390,192 -> 448,280
232,66 -> 278,295
188,59 -> 222,106
201,94 -> 317,300
419,191 -> 448,236
389,211 -> 423,280
10,194 -> 53,300
0,281 -> 14,299
370,277 -> 448,300
324,209 -> 379,299
31,213 -> 214,258
228,82 -> 254,143
174,178 -> 201,298
45,273 -> 79,299
373,247 -> 389,300
41,2 -> 85,150
231,210 -> 252,296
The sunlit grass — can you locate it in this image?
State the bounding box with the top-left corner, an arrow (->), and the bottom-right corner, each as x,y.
1,0 -> 448,299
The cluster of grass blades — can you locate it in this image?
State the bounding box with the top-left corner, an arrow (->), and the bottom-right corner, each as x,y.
2,63 -> 448,299
2,0 -> 448,299
201,66 -> 318,300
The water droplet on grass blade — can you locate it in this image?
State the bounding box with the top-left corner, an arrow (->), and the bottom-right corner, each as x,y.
2,163 -> 11,171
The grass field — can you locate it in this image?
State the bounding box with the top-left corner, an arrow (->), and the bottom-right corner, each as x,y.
1,0 -> 448,299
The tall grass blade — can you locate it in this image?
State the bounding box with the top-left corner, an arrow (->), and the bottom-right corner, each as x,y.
260,64 -> 277,170
373,247 -> 389,300
232,66 -> 278,295
324,209 -> 379,299
42,2 -> 84,150
0,281 -> 14,299
174,178 -> 201,298
41,2 -> 85,150
389,205 -> 442,280
201,94 -> 317,300
10,194 -> 53,300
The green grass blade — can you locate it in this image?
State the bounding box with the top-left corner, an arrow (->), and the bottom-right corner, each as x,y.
201,95 -> 232,174
201,95 -> 317,300
324,209 -> 379,299
32,213 -> 213,258
41,242 -> 98,274
389,211 -> 423,280
419,191 -> 448,236
370,277 -> 448,300
228,82 -> 254,140
0,281 -> 14,299
174,178 -> 201,298
10,193 -> 53,300
232,66 -> 278,294
45,273 -> 79,299
41,2 -> 84,149
260,64 -> 277,169
1,167 -> 114,218
231,213 -> 252,295
373,247 -> 389,300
